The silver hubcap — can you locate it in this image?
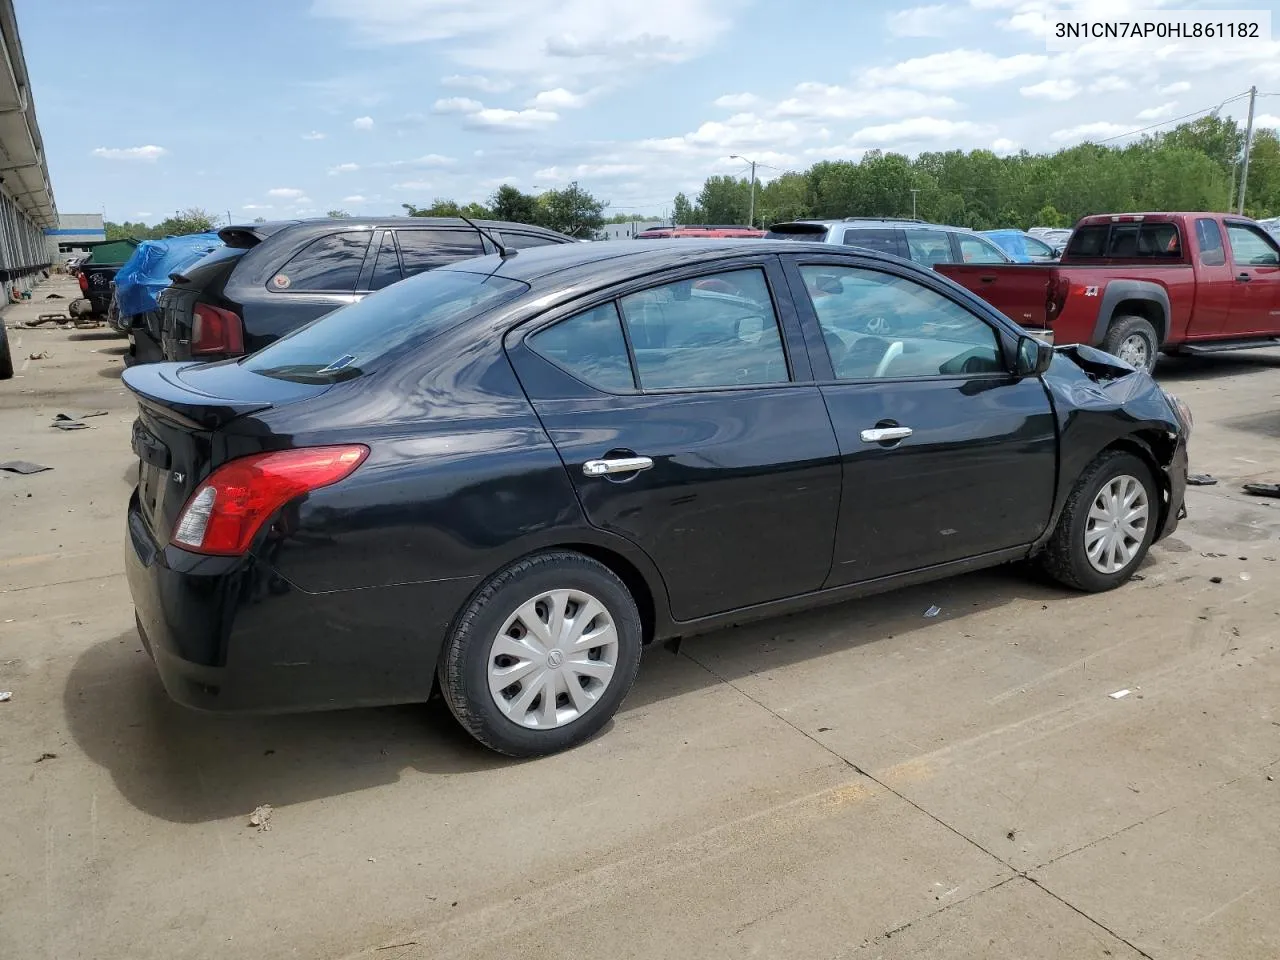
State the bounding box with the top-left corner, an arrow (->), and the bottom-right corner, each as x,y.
1117,334 -> 1150,369
488,589 -> 619,729
1085,475 -> 1149,574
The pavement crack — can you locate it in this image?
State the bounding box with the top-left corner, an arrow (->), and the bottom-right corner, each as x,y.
1025,875 -> 1157,960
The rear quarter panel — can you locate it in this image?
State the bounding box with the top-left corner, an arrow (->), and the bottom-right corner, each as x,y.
1049,265 -> 1194,346
933,263 -> 1056,327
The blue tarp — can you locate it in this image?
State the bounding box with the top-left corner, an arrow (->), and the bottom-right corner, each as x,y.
981,229 -> 1032,263
113,233 -> 223,317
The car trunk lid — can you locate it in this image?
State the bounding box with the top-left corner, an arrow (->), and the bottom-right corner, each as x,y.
122,361 -> 328,540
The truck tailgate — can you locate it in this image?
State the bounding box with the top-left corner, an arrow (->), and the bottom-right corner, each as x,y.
934,263 -> 1056,329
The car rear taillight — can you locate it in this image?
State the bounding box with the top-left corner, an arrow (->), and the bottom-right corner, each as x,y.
191,304 -> 245,357
78,273 -> 88,293
1046,275 -> 1070,320
172,445 -> 369,555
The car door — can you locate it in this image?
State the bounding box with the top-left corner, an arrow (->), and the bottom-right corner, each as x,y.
506,258 -> 842,621
394,227 -> 486,280
783,255 -> 1057,586
1223,220 -> 1280,336
1186,217 -> 1233,338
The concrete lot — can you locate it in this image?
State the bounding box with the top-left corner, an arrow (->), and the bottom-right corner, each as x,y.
2,276 -> 1279,959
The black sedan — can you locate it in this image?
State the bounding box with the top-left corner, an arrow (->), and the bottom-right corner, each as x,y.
122,239 -> 1190,756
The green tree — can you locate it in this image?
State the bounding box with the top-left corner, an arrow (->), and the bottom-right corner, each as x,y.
1034,204 -> 1068,228
696,175 -> 752,224
537,181 -> 607,237
672,192 -> 701,225
327,209 -> 351,219
490,184 -> 541,224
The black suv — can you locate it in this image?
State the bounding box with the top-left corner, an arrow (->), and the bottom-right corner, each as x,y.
145,217 -> 574,363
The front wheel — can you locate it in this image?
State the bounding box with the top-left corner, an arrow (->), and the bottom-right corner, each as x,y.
438,551 -> 643,757
1101,315 -> 1159,373
1040,450 -> 1159,592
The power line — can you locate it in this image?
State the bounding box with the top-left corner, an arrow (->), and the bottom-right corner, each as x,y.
1091,89 -> 1253,144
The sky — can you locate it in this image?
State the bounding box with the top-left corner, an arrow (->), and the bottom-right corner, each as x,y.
19,0 -> 1280,225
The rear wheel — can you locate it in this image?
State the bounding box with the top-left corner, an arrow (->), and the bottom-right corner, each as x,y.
438,551 -> 643,757
1040,450 -> 1159,592
0,320 -> 13,379
1101,315 -> 1158,373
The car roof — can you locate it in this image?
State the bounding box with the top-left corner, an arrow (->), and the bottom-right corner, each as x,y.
770,219 -> 981,234
439,237 -> 912,287
222,216 -> 572,239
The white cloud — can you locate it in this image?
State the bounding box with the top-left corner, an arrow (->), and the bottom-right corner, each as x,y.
638,112 -> 800,155
1089,76 -> 1130,94
991,137 -> 1020,154
714,92 -> 759,109
534,163 -> 645,180
887,4 -> 968,37
310,0 -> 731,79
327,162 -> 360,175
1050,121 -> 1131,143
301,131 -> 327,140
470,107 -> 559,129
441,74 -> 514,93
1135,102 -> 1177,121
134,211 -> 152,218
1157,81 -> 1190,95
529,87 -> 590,109
864,49 -> 1047,91
352,115 -> 374,130
242,203 -> 274,211
342,195 -> 367,203
1252,114 -> 1280,130
371,153 -> 457,169
1020,78 -> 1080,101
772,83 -> 958,120
434,97 -> 484,114
91,145 -> 168,161
293,196 -> 314,205
852,116 -> 994,144
267,187 -> 306,199
392,180 -> 434,190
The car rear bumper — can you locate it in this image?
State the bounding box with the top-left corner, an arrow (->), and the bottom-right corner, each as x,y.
125,491 -> 479,713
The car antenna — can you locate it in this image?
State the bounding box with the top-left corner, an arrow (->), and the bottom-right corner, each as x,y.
459,215 -> 515,259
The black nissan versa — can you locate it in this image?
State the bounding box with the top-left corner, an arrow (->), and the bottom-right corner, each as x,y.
139,216 -> 575,364
122,239 -> 1190,757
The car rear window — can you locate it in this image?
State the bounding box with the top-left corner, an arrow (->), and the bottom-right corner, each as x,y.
841,228 -> 901,256
271,232 -> 372,293
242,268 -> 528,383
1067,223 -> 1183,260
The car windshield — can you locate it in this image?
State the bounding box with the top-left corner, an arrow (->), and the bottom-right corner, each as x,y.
242,268 -> 528,383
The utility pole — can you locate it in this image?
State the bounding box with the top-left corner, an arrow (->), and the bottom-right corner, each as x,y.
730,155 -> 757,227
910,189 -> 920,220
1238,85 -> 1257,215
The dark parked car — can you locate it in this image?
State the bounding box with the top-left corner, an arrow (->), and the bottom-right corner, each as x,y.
146,217 -> 575,363
122,239 -> 1190,756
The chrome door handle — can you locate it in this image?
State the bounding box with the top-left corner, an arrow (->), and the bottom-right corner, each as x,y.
860,426 -> 913,443
583,456 -> 654,477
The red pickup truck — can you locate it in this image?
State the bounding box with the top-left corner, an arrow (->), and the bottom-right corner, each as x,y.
935,212 -> 1280,372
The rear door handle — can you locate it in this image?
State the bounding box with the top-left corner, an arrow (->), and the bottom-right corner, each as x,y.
980,275 -> 997,283
860,426 -> 913,443
1237,273 -> 1252,282
583,456 -> 654,477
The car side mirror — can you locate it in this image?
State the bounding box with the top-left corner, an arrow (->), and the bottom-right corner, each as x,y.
1015,335 -> 1054,376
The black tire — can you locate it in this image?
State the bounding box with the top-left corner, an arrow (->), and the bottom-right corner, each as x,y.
1100,314 -> 1159,373
0,321 -> 13,380
438,551 -> 643,757
1040,450 -> 1159,592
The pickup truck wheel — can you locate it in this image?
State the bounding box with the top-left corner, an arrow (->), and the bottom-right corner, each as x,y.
1040,450 -> 1158,593
1101,315 -> 1158,373
0,320 -> 14,380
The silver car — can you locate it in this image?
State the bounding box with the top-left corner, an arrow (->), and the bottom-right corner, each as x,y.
765,217 -> 1014,267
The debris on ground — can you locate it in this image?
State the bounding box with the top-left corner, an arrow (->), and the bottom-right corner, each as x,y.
248,804 -> 273,831
924,605 -> 941,618
1241,573 -> 1252,581
51,414 -> 88,431
34,753 -> 57,763
1202,552 -> 1227,558
28,350 -> 50,360
45,293 -> 64,299
1186,474 -> 1218,486
376,943 -> 419,952
1006,829 -> 1017,840
1210,576 -> 1224,584
0,692 -> 12,702
1109,689 -> 1131,699
1130,574 -> 1146,582
1243,483 -> 1280,499
79,410 -> 108,419
0,461 -> 52,475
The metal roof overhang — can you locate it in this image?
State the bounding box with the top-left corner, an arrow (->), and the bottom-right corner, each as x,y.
0,0 -> 55,228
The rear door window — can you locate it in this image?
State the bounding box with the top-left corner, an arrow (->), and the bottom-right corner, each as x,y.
841,228 -> 902,256
1067,226 -> 1108,257
270,232 -> 372,293
1225,223 -> 1280,265
1195,218 -> 1226,266
503,233 -> 563,249
395,229 -> 484,276
955,234 -> 1008,264
903,229 -> 954,265
528,303 -> 635,392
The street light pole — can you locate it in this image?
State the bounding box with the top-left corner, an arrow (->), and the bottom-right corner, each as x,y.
910,189 -> 919,220
1238,85 -> 1257,215
730,155 -> 757,227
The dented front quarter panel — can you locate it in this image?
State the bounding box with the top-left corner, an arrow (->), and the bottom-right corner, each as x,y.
1036,345 -> 1188,549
